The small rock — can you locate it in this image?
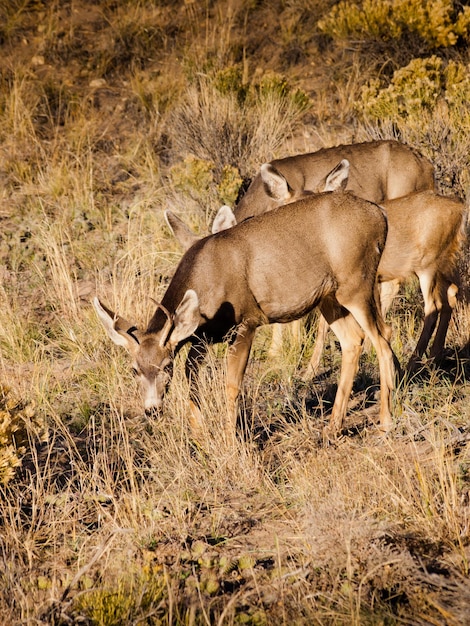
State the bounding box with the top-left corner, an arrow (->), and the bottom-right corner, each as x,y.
89,78 -> 107,88
32,55 -> 45,66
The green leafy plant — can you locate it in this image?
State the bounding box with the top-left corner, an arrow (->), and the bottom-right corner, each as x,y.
169,156 -> 243,207
358,56 -> 470,119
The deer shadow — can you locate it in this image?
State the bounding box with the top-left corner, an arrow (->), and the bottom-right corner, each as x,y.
242,343 -> 470,449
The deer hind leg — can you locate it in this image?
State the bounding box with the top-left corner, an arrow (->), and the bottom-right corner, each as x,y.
429,279 -> 459,360
409,271 -> 459,370
302,280 -> 400,383
319,300 -> 364,436
226,324 -> 256,441
409,271 -> 439,368
342,297 -> 396,434
379,279 -> 401,321
360,280 -> 399,354
407,271 -> 443,370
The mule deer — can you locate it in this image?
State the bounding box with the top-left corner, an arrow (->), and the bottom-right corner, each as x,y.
167,141 -> 435,249
94,182 -> 396,440
166,159 -> 464,376
303,168 -> 466,378
235,139 -> 435,221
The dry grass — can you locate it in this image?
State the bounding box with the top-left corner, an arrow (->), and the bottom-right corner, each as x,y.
1,1 -> 470,624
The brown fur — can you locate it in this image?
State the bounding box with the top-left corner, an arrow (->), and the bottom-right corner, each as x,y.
305,190 -> 467,378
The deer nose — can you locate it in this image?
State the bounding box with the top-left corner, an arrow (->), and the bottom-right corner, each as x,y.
145,406 -> 162,418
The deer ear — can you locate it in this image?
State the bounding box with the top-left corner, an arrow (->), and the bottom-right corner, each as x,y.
168,290 -> 200,347
93,297 -> 140,354
260,163 -> 291,201
321,159 -> 350,192
165,210 -> 201,251
212,205 -> 237,233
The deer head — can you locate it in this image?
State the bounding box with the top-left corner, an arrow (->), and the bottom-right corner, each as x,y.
93,290 -> 201,412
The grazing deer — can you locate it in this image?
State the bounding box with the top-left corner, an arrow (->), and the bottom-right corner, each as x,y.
303,167 -> 466,378
168,140 -> 435,357
94,168 -> 396,440
234,139 -> 435,221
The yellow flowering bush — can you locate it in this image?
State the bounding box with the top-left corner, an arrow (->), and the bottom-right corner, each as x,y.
318,0 -> 470,49
169,156 -> 243,207
169,155 -> 215,200
217,164 -> 243,206
357,57 -> 470,195
358,56 -> 470,124
0,385 -> 45,485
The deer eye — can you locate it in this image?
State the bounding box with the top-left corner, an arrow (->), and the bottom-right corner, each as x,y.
131,366 -> 140,377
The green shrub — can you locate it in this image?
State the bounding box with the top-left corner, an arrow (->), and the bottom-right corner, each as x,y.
318,0 -> 470,49
169,156 -> 243,217
360,56 -> 445,119
169,155 -> 215,200
218,164 -> 244,206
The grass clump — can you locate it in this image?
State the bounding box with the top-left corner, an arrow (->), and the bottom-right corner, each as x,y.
168,68 -> 311,181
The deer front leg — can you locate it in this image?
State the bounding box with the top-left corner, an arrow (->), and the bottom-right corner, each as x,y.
226,324 -> 256,441
185,340 -> 208,438
302,314 -> 329,380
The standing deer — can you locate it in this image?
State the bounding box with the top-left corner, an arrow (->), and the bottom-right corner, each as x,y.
168,139 -> 435,356
168,140 -> 435,245
234,139 -> 435,221
302,167 -> 466,378
94,170 -> 396,440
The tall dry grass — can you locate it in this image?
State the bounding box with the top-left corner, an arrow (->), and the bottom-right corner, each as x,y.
0,1 -> 469,624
